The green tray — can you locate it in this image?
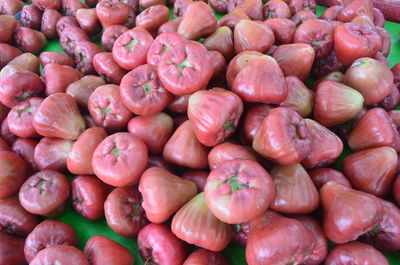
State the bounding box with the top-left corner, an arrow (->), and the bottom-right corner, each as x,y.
41,5 -> 400,264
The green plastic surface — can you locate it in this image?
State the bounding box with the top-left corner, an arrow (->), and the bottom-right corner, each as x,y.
41,5 -> 400,264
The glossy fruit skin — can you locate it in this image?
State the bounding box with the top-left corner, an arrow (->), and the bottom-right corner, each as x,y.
34,137 -> 73,172
84,235 -> 134,265
120,64 -> 172,116
270,164 -> 319,214
334,22 -> 381,67
0,43 -> 22,68
139,167 -> 197,223
8,53 -> 40,75
325,242 -> 389,265
42,63 -> 83,95
76,8 -> 101,37
41,9 -> 62,39
11,137 -> 37,171
264,18 -> 296,45
240,104 -> 272,144
226,50 -> 263,87
112,27 -> 154,70
208,142 -> 259,170
14,27 -> 46,54
253,107 -> 312,165
24,220 -> 77,263
21,4 -> 43,30
0,150 -> 29,199
0,196 -> 38,237
96,0 -> 129,28
309,168 -> 351,190
205,159 -> 275,224
88,85 -> 133,132
56,16 -> 79,37
39,51 -> 75,68
147,32 -> 186,66
104,186 -> 149,237
74,40 -> 103,75
280,75 -> 314,118
0,119 -> 17,145
136,5 -> 169,35
291,10 -> 317,26
101,25 -> 129,52
7,97 -> 42,138
33,93 -> 86,140
163,120 -> 209,169
67,127 -> 107,175
128,113 -> 173,155
172,193 -> 232,251
263,0 -> 291,19
234,20 -> 275,54
71,175 -> 108,221
66,75 -> 105,109
183,249 -> 229,265
217,9 -> 250,29
0,231 -> 26,265
0,15 -> 18,43
232,55 -> 287,103
158,40 -> 213,96
344,57 -> 393,105
188,88 -> 243,147
30,245 -> 89,265
158,17 -> 182,35
19,170 -> 70,216
168,94 -> 190,114
320,182 -> 383,243
93,52 -> 127,85
60,26 -> 89,57
92,132 -> 148,187
182,170 -> 208,192
246,211 -> 315,265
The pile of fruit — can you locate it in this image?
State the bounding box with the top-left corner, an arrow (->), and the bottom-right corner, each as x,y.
1,0 -> 400,264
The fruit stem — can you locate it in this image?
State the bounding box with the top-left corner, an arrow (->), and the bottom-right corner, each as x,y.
225,175 -> 249,193
141,81 -> 156,95
110,146 -> 122,158
100,106 -> 113,116
175,58 -> 194,74
18,91 -> 30,101
161,44 -> 171,55
125,38 -> 140,51
366,224 -> 383,237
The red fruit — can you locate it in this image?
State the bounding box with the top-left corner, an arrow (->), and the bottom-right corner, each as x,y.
289,0 -> 316,14
112,27 -> 154,70
182,170 -> 208,192
178,2 -> 217,40
263,0 -> 291,19
101,25 -> 129,52
60,26 -> 89,57
174,0 -> 192,17
12,138 -> 38,172
0,232 -> 27,265
92,53 -> 127,85
311,51 -> 343,79
325,242 -> 389,265
172,193 -> 232,251
291,10 -> 317,26
337,0 -> 373,22
0,151 -> 28,199
39,51 -> 75,68
147,32 -> 186,67
203,26 -> 235,60
0,119 -> 17,145
104,186 -> 149,237
42,63 -> 83,95
208,0 -> 235,13
158,17 -> 182,35
226,51 -> 263,87
234,20 -> 275,54
320,5 -> 343,21
41,9 -> 62,39
135,5 -> 169,36
33,93 -> 86,140
66,75 -> 105,109
309,168 -> 351,190
30,245 -> 89,265
253,107 -> 312,165
84,235 -> 133,265
183,249 -> 229,265
272,43 -> 315,82
14,27 -> 46,54
56,16 -> 79,37
264,18 -> 296,44
217,9 -> 250,29
348,108 -> 400,151
139,167 -> 197,223
146,155 -> 176,173
62,0 -> 87,16
163,120 -> 209,169
7,53 -> 40,74
34,137 -> 73,172
74,40 -> 102,75
0,15 -> 17,43
128,113 -> 173,155
21,4 -> 43,30
67,127 -> 107,175
168,94 -> 190,114
76,8 -> 101,37
280,76 -> 314,117
208,51 -> 227,87
235,0 -> 263,20
208,142 -> 259,170
7,97 -> 42,138
96,0 -> 128,27
240,104 -> 272,144
321,182 -> 383,243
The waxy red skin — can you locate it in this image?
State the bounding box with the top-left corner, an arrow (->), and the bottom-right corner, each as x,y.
334,22 -> 382,67
270,164 -> 319,214
146,155 -> 175,173
92,132 -> 148,187
263,0 -> 291,19
343,146 -> 398,197
42,63 -> 83,95
0,119 -> 17,145
93,52 -> 127,85
12,138 -> 38,172
136,5 -> 169,36
280,75 -> 314,118
0,15 -> 17,43
158,40 -> 213,96
24,220 -> 77,263
39,51 -> 75,68
394,176 -> 400,206
311,51 -> 343,79
325,242 -> 389,265
264,18 -> 296,44
240,104 -> 272,145
138,223 -> 187,265
21,4 -> 43,30
0,138 -> 9,151
208,142 -> 259,170
376,26 -> 391,56
337,0 -> 373,22
8,53 -> 40,75
7,97 -> 42,138
348,107 -> 400,152
253,107 -> 312,166
0,231 -> 26,265
62,0 -> 87,15
183,249 -> 229,265
232,223 -> 250,246
104,186 -> 149,237
34,137 -> 72,171
208,0 -> 235,14
120,64 -> 172,116
0,151 -> 28,199
294,19 -> 334,59
66,75 -> 105,109
217,9 -> 250,30
289,0 -> 316,14
291,10 -> 317,26
209,51 -> 227,86
172,193 -> 232,251
320,5 -> 343,21
0,66 -> 44,108
205,159 -> 275,224
101,25 -> 129,52
309,168 -> 351,190
147,32 -> 186,66
67,127 -> 107,175
203,26 -> 235,61
88,84 -> 133,132
246,211 -> 316,265
182,170 -> 208,192
19,170 -> 70,216
226,50 -> 263,88
112,27 -> 154,71
139,0 -> 166,11
321,182 -> 383,243
71,175 -> 108,220
0,196 -> 38,237
188,88 -> 243,147
128,113 -> 173,155
139,167 -> 197,223
234,20 -> 275,54
74,40 -> 103,75
235,0 -> 263,20
361,199 -> 400,252
56,16 -> 79,37
76,8 -> 101,37
0,44 -> 22,68
60,26 -> 89,57
33,93 -> 86,140
14,27 -> 46,54
96,0 -> 129,28
84,235 -> 134,265
30,245 -> 89,265
168,94 -> 190,114
302,119 -> 343,168
41,9 -> 62,39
